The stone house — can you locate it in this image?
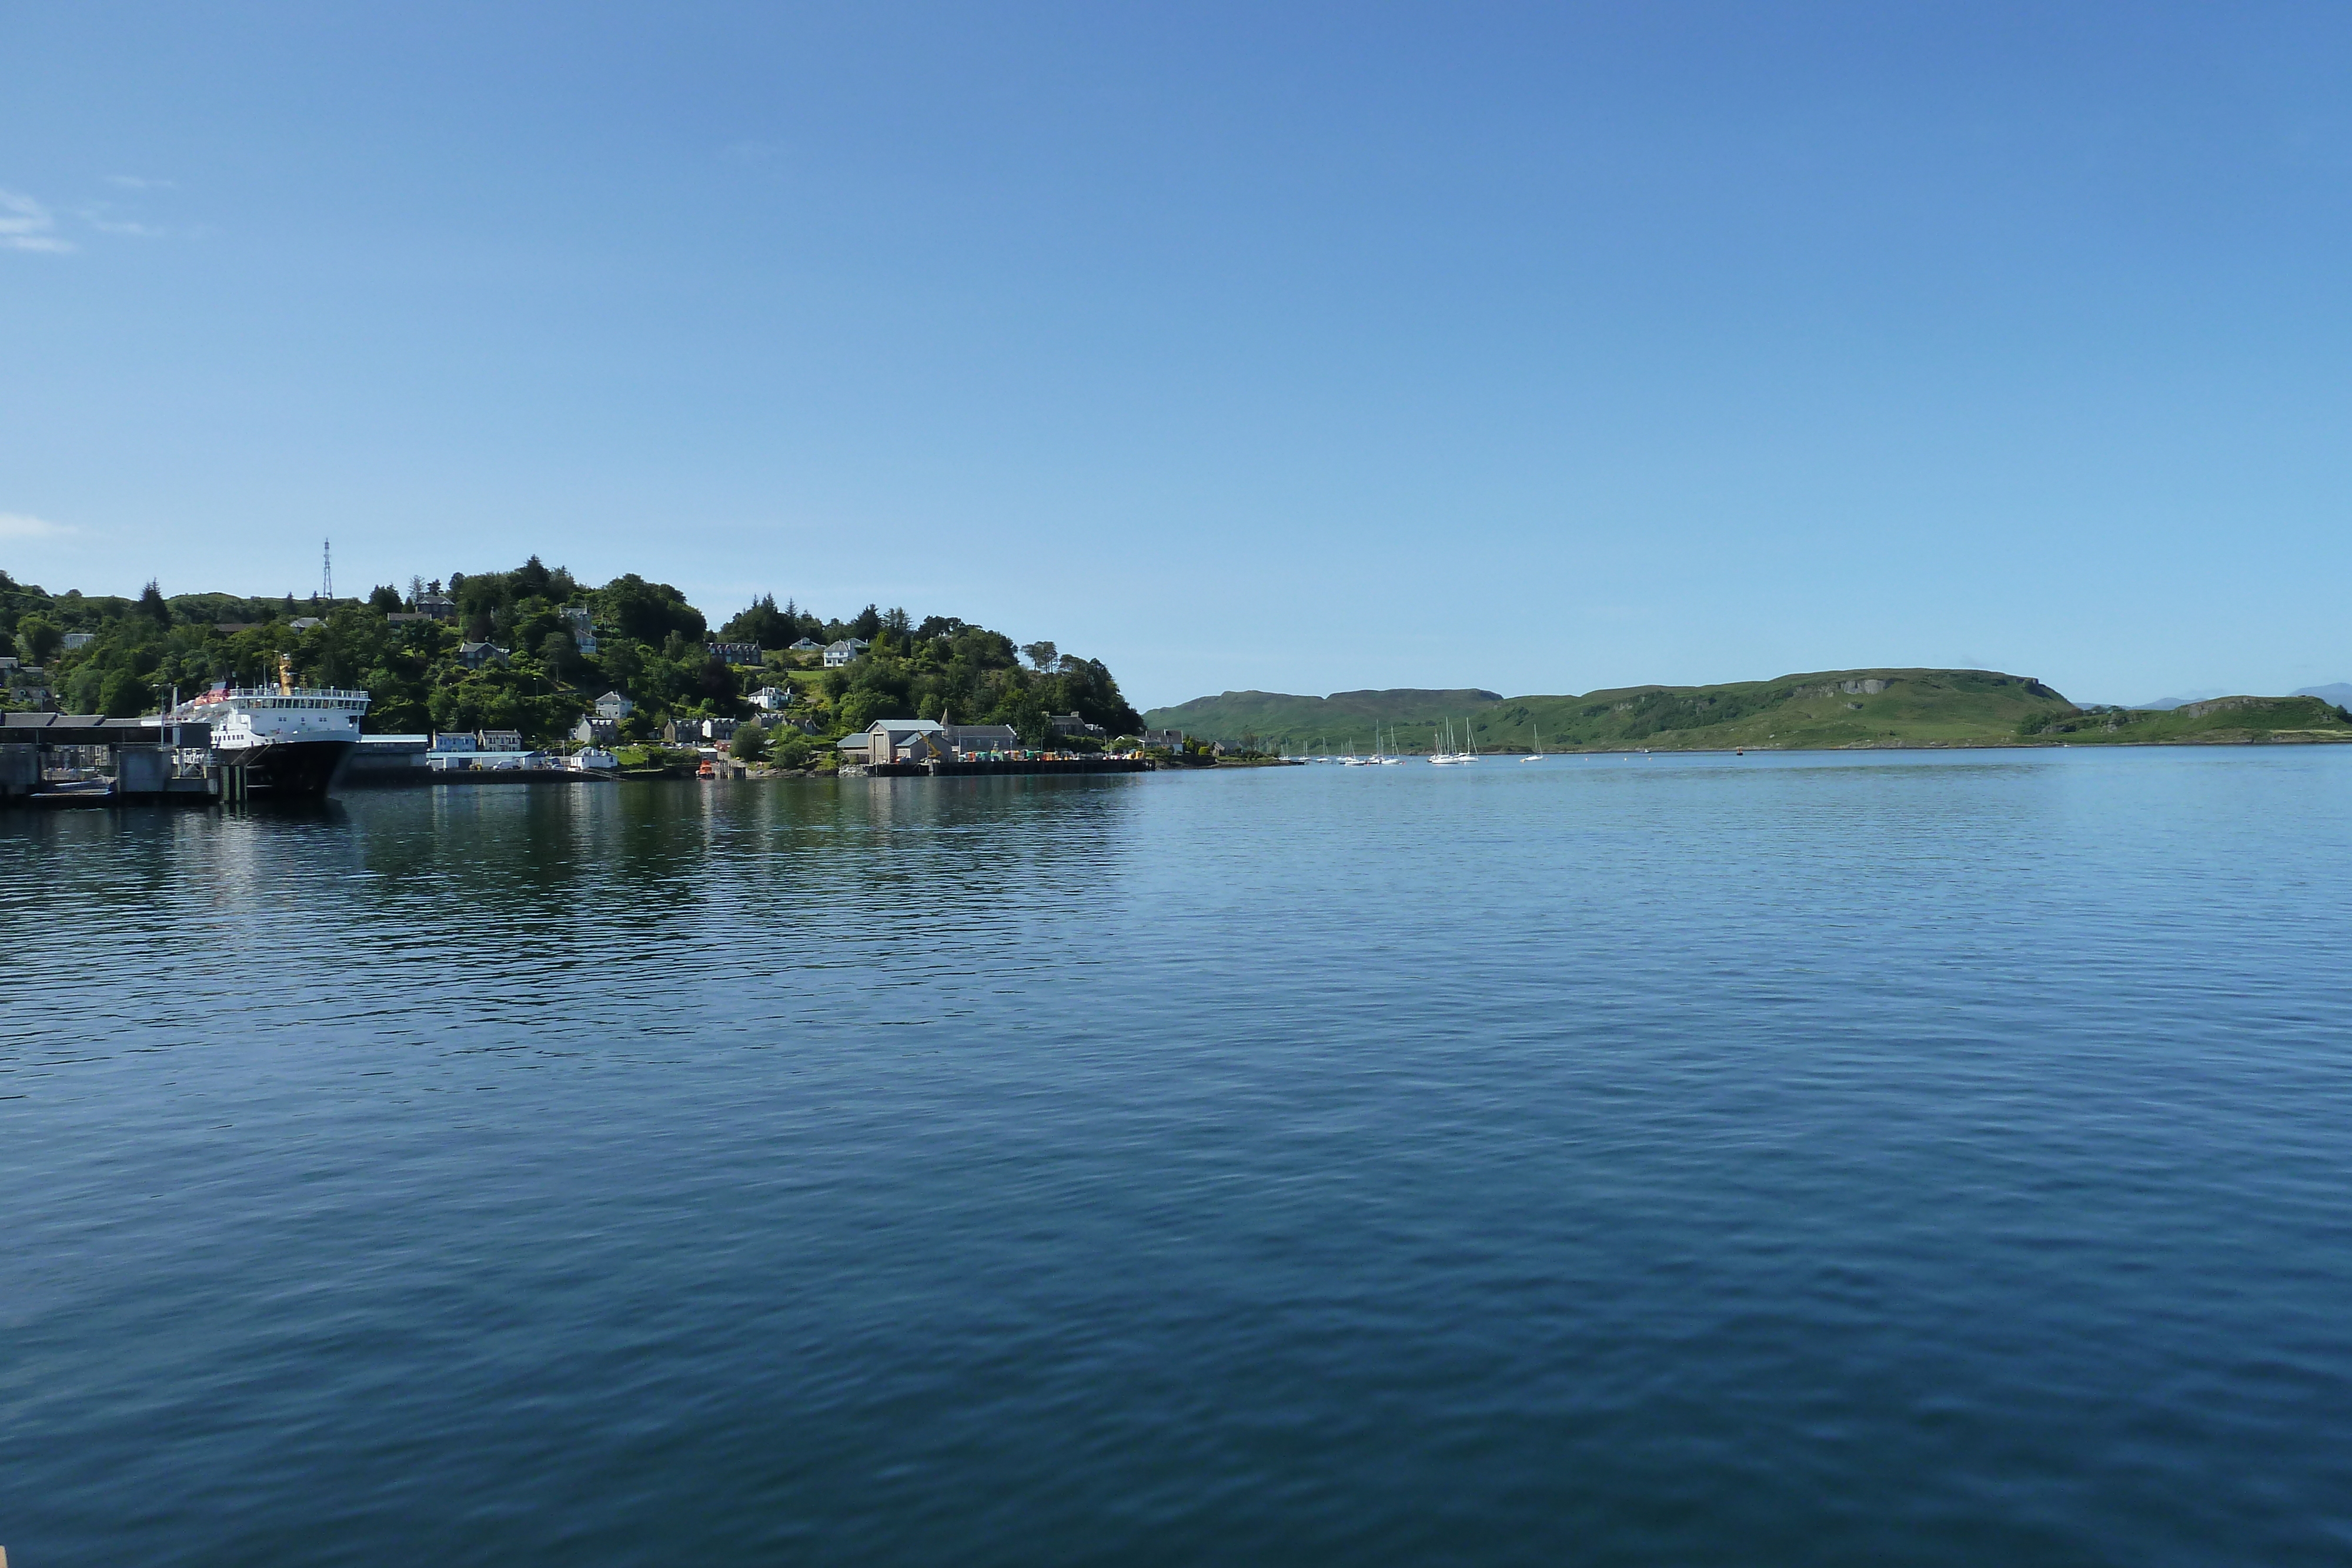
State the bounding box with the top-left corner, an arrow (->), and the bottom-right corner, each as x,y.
666,716 -> 739,745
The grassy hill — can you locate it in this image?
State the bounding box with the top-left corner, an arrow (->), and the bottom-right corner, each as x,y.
1143,688 -> 1502,748
2029,694 -> 2352,745
1144,670 -> 2352,753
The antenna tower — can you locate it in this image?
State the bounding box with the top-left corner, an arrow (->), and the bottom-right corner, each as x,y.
322,538 -> 333,600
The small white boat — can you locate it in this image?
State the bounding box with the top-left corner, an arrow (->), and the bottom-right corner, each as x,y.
1522,724 -> 1544,761
1454,718 -> 1479,764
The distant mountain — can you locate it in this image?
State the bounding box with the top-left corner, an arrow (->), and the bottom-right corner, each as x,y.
2128,690 -> 2230,711
2129,684 -> 2352,711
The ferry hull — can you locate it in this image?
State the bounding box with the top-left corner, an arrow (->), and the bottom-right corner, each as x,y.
231,738 -> 358,798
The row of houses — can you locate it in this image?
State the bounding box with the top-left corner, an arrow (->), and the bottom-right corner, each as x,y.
0,657 -> 53,708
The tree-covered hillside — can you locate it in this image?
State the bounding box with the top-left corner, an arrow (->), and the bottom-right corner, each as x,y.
0,564 -> 1140,747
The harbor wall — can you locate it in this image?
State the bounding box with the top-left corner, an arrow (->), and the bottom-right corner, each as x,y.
865,757 -> 1151,777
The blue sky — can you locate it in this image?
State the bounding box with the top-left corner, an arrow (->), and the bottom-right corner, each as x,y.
4,3 -> 2347,708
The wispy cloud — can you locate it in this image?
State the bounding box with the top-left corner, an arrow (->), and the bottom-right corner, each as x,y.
78,203 -> 167,238
0,512 -> 75,540
0,189 -> 74,253
105,173 -> 175,190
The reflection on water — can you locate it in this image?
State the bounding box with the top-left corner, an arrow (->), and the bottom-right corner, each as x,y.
6,753 -> 2352,1567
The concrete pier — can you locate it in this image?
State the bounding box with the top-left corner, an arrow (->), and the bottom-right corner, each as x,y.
2,714 -> 218,807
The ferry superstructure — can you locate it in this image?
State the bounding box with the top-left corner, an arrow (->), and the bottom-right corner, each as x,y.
165,656 -> 370,797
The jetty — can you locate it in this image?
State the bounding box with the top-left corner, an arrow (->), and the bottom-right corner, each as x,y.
1,715 -> 221,807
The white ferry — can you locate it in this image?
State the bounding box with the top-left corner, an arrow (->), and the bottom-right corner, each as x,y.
165,656 -> 371,797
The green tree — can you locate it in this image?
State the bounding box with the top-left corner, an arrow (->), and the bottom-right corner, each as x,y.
837,688 -> 906,734
18,614 -> 61,663
369,583 -> 405,613
771,730 -> 814,768
694,654 -> 744,713
720,593 -> 795,647
1021,640 -> 1057,672
99,667 -> 149,717
599,574 -> 707,644
138,580 -> 171,624
730,722 -> 770,762
539,630 -> 587,685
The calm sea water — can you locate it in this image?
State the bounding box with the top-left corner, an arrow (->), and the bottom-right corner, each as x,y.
5,749 -> 2350,1566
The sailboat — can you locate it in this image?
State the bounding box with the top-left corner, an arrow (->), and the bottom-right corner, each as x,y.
1380,722 -> 1404,763
1429,719 -> 1458,763
1522,724 -> 1544,761
1456,718 -> 1479,764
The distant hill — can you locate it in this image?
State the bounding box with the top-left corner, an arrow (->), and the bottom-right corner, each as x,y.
1145,670 -> 2352,753
1144,688 -> 1502,745
2039,694 -> 2352,745
2294,682 -> 2352,707
1148,670 -> 2076,751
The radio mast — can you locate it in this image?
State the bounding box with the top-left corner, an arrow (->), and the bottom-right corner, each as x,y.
322,538 -> 333,600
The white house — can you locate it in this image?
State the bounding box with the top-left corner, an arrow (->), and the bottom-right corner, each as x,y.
750,685 -> 794,711
823,638 -> 869,667
430,732 -> 478,753
594,690 -> 635,721
63,632 -> 96,650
